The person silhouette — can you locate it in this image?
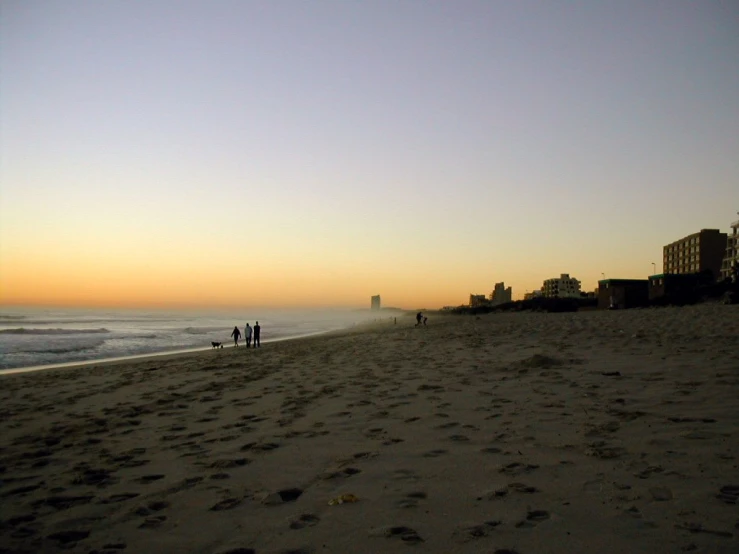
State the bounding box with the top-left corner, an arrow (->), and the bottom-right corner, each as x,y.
245,323 -> 252,348
254,321 -> 261,347
230,326 -> 241,346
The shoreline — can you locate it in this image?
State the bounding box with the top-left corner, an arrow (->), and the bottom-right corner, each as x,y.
0,323 -> 376,377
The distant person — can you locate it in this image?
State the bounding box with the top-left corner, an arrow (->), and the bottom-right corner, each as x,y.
423,316 -> 427,326
415,312 -> 422,326
230,326 -> 241,346
394,317 -> 397,325
245,323 -> 253,348
254,321 -> 261,347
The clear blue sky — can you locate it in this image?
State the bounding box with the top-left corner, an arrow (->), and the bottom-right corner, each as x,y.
1,1 -> 738,308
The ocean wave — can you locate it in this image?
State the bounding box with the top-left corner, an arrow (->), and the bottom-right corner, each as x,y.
0,315 -> 26,320
21,343 -> 103,355
0,328 -> 110,335
1,318 -> 178,326
183,326 -> 228,334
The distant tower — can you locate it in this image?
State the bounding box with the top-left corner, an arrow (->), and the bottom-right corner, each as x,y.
371,295 -> 381,311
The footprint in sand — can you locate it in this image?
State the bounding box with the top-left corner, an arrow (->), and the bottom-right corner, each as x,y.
454,520 -> 502,540
396,491 -> 427,508
370,525 -> 424,544
499,462 -> 539,476
47,530 -> 90,544
34,495 -> 95,510
135,474 -> 165,484
289,513 -> 321,529
435,421 -> 458,429
321,467 -> 362,480
99,492 -> 139,504
139,515 -> 167,528
261,488 -> 304,505
422,449 -> 448,458
716,485 -> 739,504
211,497 -> 243,511
515,509 -> 550,528
209,458 -> 250,469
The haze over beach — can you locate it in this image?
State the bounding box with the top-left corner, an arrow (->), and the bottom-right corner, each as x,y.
1,1 -> 738,310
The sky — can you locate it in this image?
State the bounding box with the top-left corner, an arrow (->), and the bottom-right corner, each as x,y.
1,0 -> 738,309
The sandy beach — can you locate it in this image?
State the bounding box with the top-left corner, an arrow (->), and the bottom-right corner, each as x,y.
1,304 -> 738,554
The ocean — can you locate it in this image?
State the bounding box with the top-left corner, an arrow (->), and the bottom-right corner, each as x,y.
0,307 -> 383,372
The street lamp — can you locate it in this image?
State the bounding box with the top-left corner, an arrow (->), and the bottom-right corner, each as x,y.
651,263 -> 656,275
601,272 -> 605,280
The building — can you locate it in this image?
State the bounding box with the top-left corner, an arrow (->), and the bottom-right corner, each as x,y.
469,294 -> 488,307
541,274 -> 581,298
523,290 -> 542,300
720,213 -> 739,282
489,282 -> 512,306
663,229 -> 727,280
647,273 -> 708,301
598,279 -> 648,309
370,295 -> 381,311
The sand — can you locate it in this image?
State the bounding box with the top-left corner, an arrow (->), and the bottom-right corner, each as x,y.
1,304 -> 738,554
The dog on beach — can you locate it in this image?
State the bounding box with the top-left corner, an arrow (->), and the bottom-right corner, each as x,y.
211,341 -> 223,349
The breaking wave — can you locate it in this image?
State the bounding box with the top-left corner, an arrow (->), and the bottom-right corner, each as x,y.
22,343 -> 104,355
183,326 -> 227,334
0,328 -> 110,335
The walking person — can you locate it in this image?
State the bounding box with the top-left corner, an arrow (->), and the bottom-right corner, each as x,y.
245,322 -> 252,348
254,321 -> 261,348
230,325 -> 241,347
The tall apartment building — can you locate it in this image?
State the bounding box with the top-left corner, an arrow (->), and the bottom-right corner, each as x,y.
370,295 -> 381,311
469,294 -> 487,307
542,274 -> 581,298
720,213 -> 739,282
663,229 -> 727,280
489,282 -> 512,305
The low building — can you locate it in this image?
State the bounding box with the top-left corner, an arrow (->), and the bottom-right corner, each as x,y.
663,229 -> 727,280
720,213 -> 739,282
542,274 -> 581,298
370,295 -> 381,311
598,279 -> 648,309
648,273 -> 706,301
490,282 -> 512,305
523,290 -> 542,300
469,294 -> 488,307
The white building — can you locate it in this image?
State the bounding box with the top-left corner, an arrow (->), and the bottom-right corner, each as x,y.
720,212 -> 739,282
542,274 -> 581,298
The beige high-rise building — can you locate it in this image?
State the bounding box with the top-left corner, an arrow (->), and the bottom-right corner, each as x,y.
541,274 -> 581,298
370,295 -> 381,311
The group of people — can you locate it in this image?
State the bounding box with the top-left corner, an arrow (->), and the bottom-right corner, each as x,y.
415,312 -> 428,326
230,321 -> 261,347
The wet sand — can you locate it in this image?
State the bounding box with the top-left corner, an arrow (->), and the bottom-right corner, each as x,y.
1,304 -> 738,553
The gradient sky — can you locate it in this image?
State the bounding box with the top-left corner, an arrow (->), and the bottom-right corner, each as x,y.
1,0 -> 738,309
